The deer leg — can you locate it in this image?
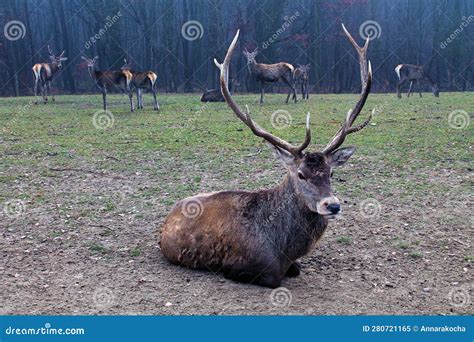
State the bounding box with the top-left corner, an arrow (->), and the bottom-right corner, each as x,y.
152,87 -> 159,111
48,81 -> 55,102
417,80 -> 422,97
128,87 -> 134,112
407,81 -> 413,97
102,88 -> 107,111
135,88 -> 140,109
34,78 -> 39,105
397,79 -> 406,98
260,81 -> 265,105
285,261 -> 301,277
281,76 -> 297,103
224,262 -> 282,288
42,82 -> 47,103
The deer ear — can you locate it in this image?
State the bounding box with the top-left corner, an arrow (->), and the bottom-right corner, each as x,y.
329,146 -> 356,167
268,144 -> 296,167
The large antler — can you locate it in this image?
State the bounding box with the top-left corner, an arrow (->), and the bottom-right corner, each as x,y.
47,45 -> 54,56
322,24 -> 373,154
342,23 -> 370,92
214,30 -> 311,158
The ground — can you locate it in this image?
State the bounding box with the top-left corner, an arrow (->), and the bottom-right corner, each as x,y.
0,91 -> 472,315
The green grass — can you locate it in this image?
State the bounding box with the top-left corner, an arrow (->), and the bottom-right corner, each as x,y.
336,236 -> 351,245
1,92 -> 472,208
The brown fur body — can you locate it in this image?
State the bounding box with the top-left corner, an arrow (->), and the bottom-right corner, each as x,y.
395,64 -> 439,98
32,62 -> 60,104
244,49 -> 297,104
161,171 -> 328,287
83,56 -> 134,112
124,68 -> 160,110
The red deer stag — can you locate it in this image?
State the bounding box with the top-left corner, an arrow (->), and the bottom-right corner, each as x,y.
32,46 -> 67,104
121,59 -> 160,111
395,64 -> 439,98
243,48 -> 297,105
160,29 -> 373,288
287,64 -> 310,102
82,56 -> 134,112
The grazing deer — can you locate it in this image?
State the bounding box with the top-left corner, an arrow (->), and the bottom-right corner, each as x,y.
243,48 -> 297,105
160,29 -> 373,288
82,56 -> 134,112
395,64 -> 439,98
200,78 -> 239,102
32,46 -> 67,104
121,59 -> 160,111
287,64 -> 310,102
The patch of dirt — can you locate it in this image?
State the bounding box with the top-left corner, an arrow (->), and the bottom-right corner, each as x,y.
1,156 -> 472,315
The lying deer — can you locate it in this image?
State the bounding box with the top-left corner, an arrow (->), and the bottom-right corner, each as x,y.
200,78 -> 239,102
243,48 -> 297,105
32,46 -> 67,104
395,64 -> 439,98
287,64 -> 310,102
121,59 -> 160,111
160,29 -> 373,288
82,56 -> 134,112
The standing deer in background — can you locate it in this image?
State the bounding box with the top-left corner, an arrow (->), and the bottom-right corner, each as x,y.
82,56 -> 134,112
243,48 -> 297,105
395,64 -> 439,98
160,28 -> 373,288
121,59 -> 160,111
287,64 -> 310,102
32,46 -> 67,104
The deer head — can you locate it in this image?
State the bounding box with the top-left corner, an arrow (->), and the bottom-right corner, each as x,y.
81,56 -> 99,69
121,58 -> 132,71
215,31 -> 372,217
48,45 -> 67,68
243,48 -> 258,64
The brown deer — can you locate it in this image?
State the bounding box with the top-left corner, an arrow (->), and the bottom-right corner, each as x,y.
82,56 -> 134,112
243,48 -> 297,105
121,59 -> 159,111
395,64 -> 439,98
200,78 -> 239,102
160,29 -> 373,288
32,46 -> 67,104
287,64 -> 310,102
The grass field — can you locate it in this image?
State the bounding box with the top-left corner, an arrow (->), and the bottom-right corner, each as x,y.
0,91 -> 472,314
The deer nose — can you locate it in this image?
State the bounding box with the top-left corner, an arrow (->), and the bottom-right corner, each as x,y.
327,203 -> 340,214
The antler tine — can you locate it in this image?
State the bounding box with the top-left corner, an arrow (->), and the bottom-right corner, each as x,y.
322,62 -> 372,154
215,30 -> 311,157
47,45 -> 53,55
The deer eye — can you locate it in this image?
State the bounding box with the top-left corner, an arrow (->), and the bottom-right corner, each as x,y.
297,171 -> 306,180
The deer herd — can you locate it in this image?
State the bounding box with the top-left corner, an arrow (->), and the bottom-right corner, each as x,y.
31,25 -> 439,288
